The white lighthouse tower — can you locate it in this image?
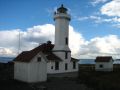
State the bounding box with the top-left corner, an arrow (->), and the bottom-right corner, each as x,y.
53,4 -> 71,60
47,4 -> 78,74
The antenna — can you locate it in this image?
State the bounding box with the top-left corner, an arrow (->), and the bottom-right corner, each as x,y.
18,31 -> 20,54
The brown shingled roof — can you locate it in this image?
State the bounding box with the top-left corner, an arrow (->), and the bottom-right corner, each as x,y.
14,41 -> 78,63
95,56 -> 113,62
46,53 -> 62,62
71,57 -> 79,62
13,51 -> 32,62
13,43 -> 61,62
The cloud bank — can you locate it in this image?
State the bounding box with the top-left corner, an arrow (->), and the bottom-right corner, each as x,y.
0,24 -> 120,59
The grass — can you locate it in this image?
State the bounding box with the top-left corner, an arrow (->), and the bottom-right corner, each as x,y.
78,70 -> 120,90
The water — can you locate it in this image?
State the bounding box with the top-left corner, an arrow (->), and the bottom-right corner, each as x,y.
79,59 -> 95,64
79,59 -> 120,64
0,57 -> 120,64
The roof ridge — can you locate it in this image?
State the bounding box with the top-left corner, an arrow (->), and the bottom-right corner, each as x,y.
14,42 -> 54,62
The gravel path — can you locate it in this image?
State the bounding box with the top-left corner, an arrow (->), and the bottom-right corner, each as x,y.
32,77 -> 94,90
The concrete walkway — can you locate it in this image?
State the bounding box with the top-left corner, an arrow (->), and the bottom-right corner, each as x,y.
47,72 -> 78,78
32,77 -> 93,90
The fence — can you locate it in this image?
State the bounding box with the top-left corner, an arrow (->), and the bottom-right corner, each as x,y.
79,64 -> 120,72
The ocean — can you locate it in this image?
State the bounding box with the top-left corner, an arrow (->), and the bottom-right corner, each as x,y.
0,57 -> 120,64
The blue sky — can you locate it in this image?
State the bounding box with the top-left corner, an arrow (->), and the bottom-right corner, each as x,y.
0,0 -> 120,59
0,0 -> 119,39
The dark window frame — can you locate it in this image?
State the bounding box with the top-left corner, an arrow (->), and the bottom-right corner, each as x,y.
73,61 -> 76,69
65,37 -> 68,45
65,52 -> 68,59
65,63 -> 68,70
51,66 -> 53,69
99,64 -> 103,68
55,62 -> 59,70
37,57 -> 41,62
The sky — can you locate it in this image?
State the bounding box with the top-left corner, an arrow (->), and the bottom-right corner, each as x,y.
0,0 -> 120,59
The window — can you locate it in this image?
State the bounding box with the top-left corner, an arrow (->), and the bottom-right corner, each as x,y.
51,66 -> 53,69
65,37 -> 68,45
65,52 -> 68,59
73,61 -> 76,69
99,64 -> 103,68
37,57 -> 41,62
65,63 -> 68,70
55,62 -> 59,70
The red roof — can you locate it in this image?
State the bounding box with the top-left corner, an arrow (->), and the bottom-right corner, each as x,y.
14,41 -> 78,62
13,42 -> 62,62
46,53 -> 62,61
95,56 -> 113,62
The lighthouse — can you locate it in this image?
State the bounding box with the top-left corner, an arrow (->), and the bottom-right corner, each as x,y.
14,5 -> 78,77
53,4 -> 71,60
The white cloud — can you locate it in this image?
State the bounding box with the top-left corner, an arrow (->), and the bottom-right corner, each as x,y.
19,24 -> 55,51
89,15 -> 103,23
76,16 -> 101,22
91,0 -> 108,6
0,29 -> 21,57
69,26 -> 86,58
101,0 -> 120,17
79,35 -> 120,59
112,17 -> 120,22
79,0 -> 120,28
0,24 -> 85,58
0,24 -> 120,59
113,23 -> 120,28
99,0 -> 120,28
76,16 -> 89,21
0,24 -> 55,57
24,24 -> 54,42
76,15 -> 109,23
76,15 -> 120,27
90,35 -> 120,53
0,47 -> 16,57
0,29 -> 20,47
74,0 -> 120,28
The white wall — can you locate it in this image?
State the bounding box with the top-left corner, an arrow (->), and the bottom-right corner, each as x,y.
47,60 -> 78,74
27,62 -> 47,82
53,13 -> 71,51
14,62 -> 29,82
95,60 -> 113,71
47,49 -> 78,74
14,52 -> 47,83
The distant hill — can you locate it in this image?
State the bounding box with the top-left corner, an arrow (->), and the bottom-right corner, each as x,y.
0,57 -> 15,63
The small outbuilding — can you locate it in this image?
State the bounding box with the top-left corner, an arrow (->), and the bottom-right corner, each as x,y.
95,56 -> 113,71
